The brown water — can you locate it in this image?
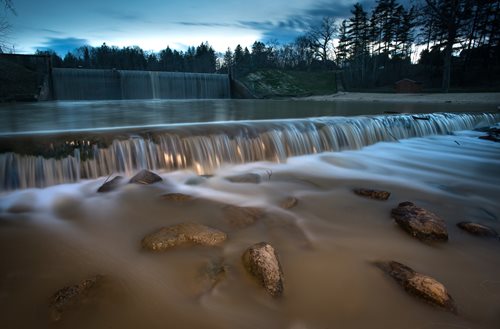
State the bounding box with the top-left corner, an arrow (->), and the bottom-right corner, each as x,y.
1,99 -> 497,135
1,130 -> 499,329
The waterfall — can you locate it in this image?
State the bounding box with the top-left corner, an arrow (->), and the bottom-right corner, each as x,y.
1,112 -> 498,190
52,68 -> 230,100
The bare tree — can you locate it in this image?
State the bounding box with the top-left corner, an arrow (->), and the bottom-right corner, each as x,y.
0,0 -> 16,52
307,16 -> 337,63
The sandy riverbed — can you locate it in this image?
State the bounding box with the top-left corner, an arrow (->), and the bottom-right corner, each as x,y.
300,92 -> 500,106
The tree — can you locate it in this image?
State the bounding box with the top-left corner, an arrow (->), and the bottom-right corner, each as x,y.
336,20 -> 349,67
347,3 -> 370,84
0,0 -> 15,52
222,47 -> 233,74
251,41 -> 268,69
307,16 -> 337,63
421,0 -> 473,92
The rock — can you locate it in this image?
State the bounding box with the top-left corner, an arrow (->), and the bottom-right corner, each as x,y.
223,205 -> 265,228
375,261 -> 456,313
193,259 -> 226,295
391,202 -> 448,241
97,176 -> 124,193
141,223 -> 227,251
160,193 -> 194,202
457,221 -> 499,238
353,188 -> 391,201
49,275 -> 104,322
225,173 -> 261,184
129,169 -> 162,185
280,196 -> 298,209
242,242 -> 284,297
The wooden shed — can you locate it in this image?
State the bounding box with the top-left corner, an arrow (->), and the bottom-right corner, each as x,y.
394,78 -> 423,93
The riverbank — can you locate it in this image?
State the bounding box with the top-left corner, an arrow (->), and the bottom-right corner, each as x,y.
299,92 -> 500,106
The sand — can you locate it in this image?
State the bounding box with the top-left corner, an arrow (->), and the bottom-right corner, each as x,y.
299,92 -> 500,106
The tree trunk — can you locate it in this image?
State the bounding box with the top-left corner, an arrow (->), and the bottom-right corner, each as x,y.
442,41 -> 452,92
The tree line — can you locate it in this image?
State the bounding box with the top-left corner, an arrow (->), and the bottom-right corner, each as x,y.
16,0 -> 500,91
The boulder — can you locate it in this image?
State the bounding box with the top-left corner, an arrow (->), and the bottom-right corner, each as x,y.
49,275 -> 104,322
141,223 -> 227,251
161,193 -> 194,202
129,170 -> 162,185
242,242 -> 284,297
225,173 -> 261,184
375,261 -> 456,313
353,188 -> 391,201
97,176 -> 124,193
391,202 -> 448,241
281,196 -> 298,209
223,205 -> 265,228
457,221 -> 499,238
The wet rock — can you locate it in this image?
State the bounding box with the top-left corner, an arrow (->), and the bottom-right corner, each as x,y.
225,173 -> 261,184
49,275 -> 104,322
242,242 -> 284,297
281,196 -> 299,209
457,221 -> 499,238
161,193 -> 195,202
223,205 -> 265,228
97,176 -> 124,193
353,188 -> 391,201
129,169 -> 162,185
391,202 -> 448,241
193,259 -> 226,295
141,223 -> 227,251
375,261 -> 456,313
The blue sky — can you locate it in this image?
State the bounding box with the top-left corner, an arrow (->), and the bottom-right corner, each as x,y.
5,0 -> 380,55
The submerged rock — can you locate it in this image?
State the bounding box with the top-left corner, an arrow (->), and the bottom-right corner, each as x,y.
49,275 -> 104,322
353,188 -> 391,201
161,193 -> 195,202
223,205 -> 265,228
225,173 -> 261,184
391,202 -> 448,241
129,169 -> 162,185
97,176 -> 124,193
242,242 -> 284,297
280,196 -> 299,209
141,223 -> 227,251
457,221 -> 499,238
375,261 -> 456,313
193,259 -> 226,295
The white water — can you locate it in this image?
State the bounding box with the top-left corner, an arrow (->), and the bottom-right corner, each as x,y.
1,112 -> 498,190
0,131 -> 499,329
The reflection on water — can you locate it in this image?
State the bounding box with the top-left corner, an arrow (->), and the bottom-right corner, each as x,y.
0,99 -> 497,134
0,132 -> 499,329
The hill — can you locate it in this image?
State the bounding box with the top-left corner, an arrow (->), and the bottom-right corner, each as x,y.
240,70 -> 337,98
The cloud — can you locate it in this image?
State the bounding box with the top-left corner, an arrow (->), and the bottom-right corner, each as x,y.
176,22 -> 235,27
36,37 -> 89,55
238,0 -> 376,43
95,8 -> 149,23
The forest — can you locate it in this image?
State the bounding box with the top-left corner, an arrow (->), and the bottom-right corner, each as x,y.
7,0 -> 500,92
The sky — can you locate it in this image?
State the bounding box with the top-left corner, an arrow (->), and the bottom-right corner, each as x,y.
4,0 -> 384,55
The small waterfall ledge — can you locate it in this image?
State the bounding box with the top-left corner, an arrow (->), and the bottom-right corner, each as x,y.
1,112 -> 498,190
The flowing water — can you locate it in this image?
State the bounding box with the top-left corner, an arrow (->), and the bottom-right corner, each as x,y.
51,68 -> 230,100
0,99 -> 499,329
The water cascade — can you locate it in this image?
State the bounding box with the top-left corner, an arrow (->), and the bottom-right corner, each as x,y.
51,68 -> 231,100
1,112 -> 498,190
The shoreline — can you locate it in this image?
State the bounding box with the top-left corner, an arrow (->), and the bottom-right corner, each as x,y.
296,92 -> 500,106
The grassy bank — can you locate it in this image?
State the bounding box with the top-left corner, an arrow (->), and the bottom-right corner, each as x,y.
240,69 -> 337,98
